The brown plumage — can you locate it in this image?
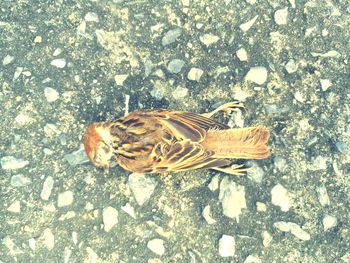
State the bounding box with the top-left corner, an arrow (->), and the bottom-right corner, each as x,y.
83,102 -> 270,176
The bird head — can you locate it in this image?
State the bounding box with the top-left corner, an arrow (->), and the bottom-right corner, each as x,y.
83,123 -> 115,174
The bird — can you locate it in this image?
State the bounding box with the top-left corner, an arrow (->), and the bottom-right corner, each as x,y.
83,102 -> 270,176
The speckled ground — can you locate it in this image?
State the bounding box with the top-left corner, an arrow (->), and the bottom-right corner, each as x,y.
1,0 -> 350,262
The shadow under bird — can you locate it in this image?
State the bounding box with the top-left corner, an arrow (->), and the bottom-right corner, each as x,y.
83,102 -> 270,175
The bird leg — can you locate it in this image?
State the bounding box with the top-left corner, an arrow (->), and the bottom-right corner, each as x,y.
212,163 -> 250,176
201,101 -> 245,119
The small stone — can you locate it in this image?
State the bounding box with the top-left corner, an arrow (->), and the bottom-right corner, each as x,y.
202,205 -> 216,224
7,200 -> 20,213
262,231 -> 272,247
317,184 -> 330,207
1,156 -> 29,170
57,191 -> 74,207
256,202 -> 267,212
310,156 -> 328,170
41,176 -> 54,201
244,255 -> 262,263
63,247 -> 72,263
44,123 -> 61,137
13,67 -> 23,81
121,203 -> 136,219
172,86 -> 188,100
167,59 -> 185,73
239,15 -> 258,32
288,0 -> 296,8
114,74 -> 128,86
271,184 -> 291,212
218,235 -> 235,257
10,174 -> 32,187
58,134 -> 67,146
323,215 -> 337,231
245,67 -> 268,85
162,28 -> 182,46
285,59 -> 298,73
64,148 -> 90,166
273,221 -> 290,232
15,113 -> 31,126
34,36 -> 42,44
44,87 -> 59,102
274,8 -> 288,25
53,48 -> 62,57
311,50 -> 341,58
208,175 -> 220,192
2,236 -> 23,255
51,58 -> 66,68
199,34 -> 220,46
84,12 -> 99,22
41,228 -> 55,250
187,67 -> 204,81
219,177 -> 246,221
246,162 -> 264,183
128,173 -> 157,206
320,79 -> 332,91
147,239 -> 165,256
335,142 -> 348,154
274,157 -> 287,172
72,231 -> 78,245
3,55 -> 14,66
28,238 -> 36,250
294,91 -> 305,103
288,222 -> 310,241
236,48 -> 248,61
103,206 -> 119,232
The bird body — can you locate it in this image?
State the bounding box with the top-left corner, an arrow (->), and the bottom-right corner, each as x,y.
84,103 -> 270,175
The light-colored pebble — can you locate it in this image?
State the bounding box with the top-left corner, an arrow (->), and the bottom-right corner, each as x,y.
236,48 -> 248,61
218,235 -> 235,257
64,148 -> 90,166
311,50 -> 340,58
246,163 -> 264,183
44,87 -> 59,102
34,36 -> 42,43
274,157 -> 287,172
1,156 -> 29,170
28,238 -> 36,250
294,91 -> 305,103
84,12 -> 99,22
256,202 -> 267,212
40,176 -> 54,201
7,200 -> 20,213
310,156 -> 328,170
13,67 -> 23,81
51,58 -> 66,68
274,221 -> 310,241
3,55 -> 14,66
121,203 -> 136,219
199,34 -> 220,46
274,8 -> 288,25
63,247 -> 72,263
128,173 -> 157,206
323,215 -> 337,231
41,228 -> 55,250
172,86 -> 188,99
167,59 -> 185,74
187,67 -> 204,81
53,48 -> 62,57
262,231 -> 273,247
202,205 -> 216,224
317,184 -> 330,207
219,177 -> 246,221
239,15 -> 258,32
114,74 -> 128,86
245,67 -> 268,85
10,174 -> 32,187
162,28 -> 182,46
244,255 -> 262,263
271,184 -> 291,212
147,239 -> 165,256
15,113 -> 31,126
288,0 -> 296,8
103,206 -> 119,232
320,79 -> 332,91
208,175 -> 220,192
72,231 -> 78,245
57,191 -> 74,207
2,236 -> 23,255
285,59 -> 298,73
44,123 -> 61,137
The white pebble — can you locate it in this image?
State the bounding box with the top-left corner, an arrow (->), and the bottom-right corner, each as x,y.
172,86 -> 188,100
271,184 -> 291,212
114,74 -> 128,86
218,235 -> 235,257
15,113 -> 31,126
202,205 -> 216,224
288,0 -> 296,8
288,222 -> 310,241
274,8 -> 288,25
103,206 -> 119,232
41,228 -> 55,250
40,176 -> 54,201
121,203 -> 136,219
244,255 -> 262,263
285,59 -> 298,73
57,191 -> 74,207
236,48 -> 248,61
320,79 -> 332,91
53,48 -> 62,57
208,175 -> 220,192
128,173 -> 157,206
7,200 -> 20,213
323,215 -> 337,231
187,67 -> 204,81
28,238 -> 36,250
262,231 -> 272,247
294,91 -> 305,103
199,34 -> 220,46
147,239 -> 165,256
84,12 -> 99,22
44,87 -> 59,102
317,184 -> 330,207
239,15 -> 258,32
13,67 -> 23,81
1,156 -> 29,170
256,202 -> 267,212
3,55 -> 14,66
72,231 -> 78,245
245,67 -> 268,85
51,58 -> 66,68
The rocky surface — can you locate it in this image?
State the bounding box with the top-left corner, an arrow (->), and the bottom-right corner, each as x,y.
1,0 -> 350,262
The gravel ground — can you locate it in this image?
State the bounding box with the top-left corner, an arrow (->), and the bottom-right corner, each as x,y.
1,0 -> 350,262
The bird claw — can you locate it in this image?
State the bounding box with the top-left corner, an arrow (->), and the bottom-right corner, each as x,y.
212,164 -> 250,176
202,101 -> 245,119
